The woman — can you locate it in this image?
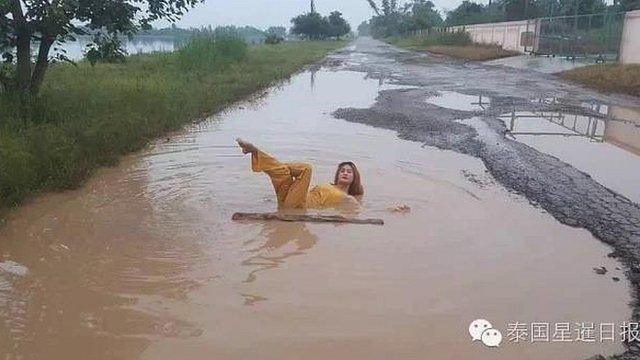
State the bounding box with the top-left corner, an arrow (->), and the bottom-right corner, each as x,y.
236,138 -> 364,209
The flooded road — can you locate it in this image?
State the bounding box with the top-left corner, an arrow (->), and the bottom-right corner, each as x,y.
501,104 -> 640,203
0,38 -> 639,360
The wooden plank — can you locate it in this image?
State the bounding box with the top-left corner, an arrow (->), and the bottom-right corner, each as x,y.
232,212 -> 384,225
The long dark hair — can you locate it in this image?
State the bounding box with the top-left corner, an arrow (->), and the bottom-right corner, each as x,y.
333,161 -> 364,196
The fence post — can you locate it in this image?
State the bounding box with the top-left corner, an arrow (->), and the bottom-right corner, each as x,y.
533,18 -> 541,54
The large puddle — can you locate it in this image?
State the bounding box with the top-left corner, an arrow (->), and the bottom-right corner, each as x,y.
426,90 -> 491,111
500,101 -> 640,203
484,55 -> 597,73
0,70 -> 632,359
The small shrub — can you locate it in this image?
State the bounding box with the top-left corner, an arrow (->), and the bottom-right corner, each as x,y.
84,34 -> 127,66
436,31 -> 472,46
176,35 -> 248,71
265,34 -> 284,45
0,132 -> 39,205
408,30 -> 472,46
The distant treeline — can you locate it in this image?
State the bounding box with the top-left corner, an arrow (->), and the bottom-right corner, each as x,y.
78,24 -> 289,44
444,0 -> 638,26
359,0 -> 639,38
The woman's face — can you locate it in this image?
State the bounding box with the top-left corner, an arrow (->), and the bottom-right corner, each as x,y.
336,164 -> 354,185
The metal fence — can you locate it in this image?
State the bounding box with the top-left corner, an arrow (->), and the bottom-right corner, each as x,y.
535,12 -> 626,61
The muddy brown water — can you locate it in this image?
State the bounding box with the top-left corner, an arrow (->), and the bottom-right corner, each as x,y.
0,70 -> 633,359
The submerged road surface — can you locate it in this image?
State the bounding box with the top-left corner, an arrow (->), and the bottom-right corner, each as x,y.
0,37 -> 639,360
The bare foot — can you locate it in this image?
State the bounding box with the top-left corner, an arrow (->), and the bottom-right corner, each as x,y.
236,138 -> 257,154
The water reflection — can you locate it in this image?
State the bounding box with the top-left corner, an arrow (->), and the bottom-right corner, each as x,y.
505,110 -> 605,140
500,103 -> 640,202
363,71 -> 390,86
503,102 -> 640,155
242,220 -> 318,285
605,106 -> 640,155
426,91 -> 491,111
310,67 -> 318,91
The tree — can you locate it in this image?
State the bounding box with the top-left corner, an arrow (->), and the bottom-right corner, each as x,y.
366,0 -> 380,14
365,0 -> 442,37
405,0 -> 443,30
266,26 -> 287,38
357,20 -> 371,36
84,33 -> 127,66
328,11 -> 351,39
614,0 -> 640,11
441,0 -> 630,26
444,1 -> 498,26
0,0 -> 202,96
265,26 -> 286,44
381,0 -> 393,15
291,12 -> 330,39
504,0 -> 559,20
558,0 -> 607,16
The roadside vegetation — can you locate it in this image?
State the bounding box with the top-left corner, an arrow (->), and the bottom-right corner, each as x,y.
0,37 -> 345,208
291,10 -> 351,40
386,31 -> 518,60
359,0 -> 637,35
359,0 -> 443,38
358,0 -> 637,62
423,44 -> 518,60
360,1 -> 516,61
559,63 -> 640,97
430,0 -> 635,27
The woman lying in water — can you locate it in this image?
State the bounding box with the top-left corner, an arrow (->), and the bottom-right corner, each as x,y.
236,138 -> 363,208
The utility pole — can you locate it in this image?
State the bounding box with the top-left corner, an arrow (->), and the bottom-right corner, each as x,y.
311,0 -> 316,13
574,0 -> 579,31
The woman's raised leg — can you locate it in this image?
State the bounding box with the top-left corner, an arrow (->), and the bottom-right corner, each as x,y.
237,139 -> 311,208
281,162 -> 312,208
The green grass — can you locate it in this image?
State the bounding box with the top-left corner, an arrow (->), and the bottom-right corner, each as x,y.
385,32 -> 518,61
559,64 -> 640,97
0,38 -> 345,208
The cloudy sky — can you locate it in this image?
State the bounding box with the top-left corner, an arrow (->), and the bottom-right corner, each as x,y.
156,0 -> 472,31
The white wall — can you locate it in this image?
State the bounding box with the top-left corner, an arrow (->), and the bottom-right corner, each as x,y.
448,19 -> 537,54
442,10 -> 639,62
620,10 -> 640,64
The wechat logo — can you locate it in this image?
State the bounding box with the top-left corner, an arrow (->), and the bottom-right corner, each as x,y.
469,318 -> 502,347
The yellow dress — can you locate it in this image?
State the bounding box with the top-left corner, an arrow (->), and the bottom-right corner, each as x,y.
251,150 -> 349,208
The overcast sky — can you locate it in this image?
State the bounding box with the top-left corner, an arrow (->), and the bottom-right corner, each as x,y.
155,0 -> 471,31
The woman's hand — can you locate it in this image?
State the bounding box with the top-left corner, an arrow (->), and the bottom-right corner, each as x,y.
343,195 -> 360,206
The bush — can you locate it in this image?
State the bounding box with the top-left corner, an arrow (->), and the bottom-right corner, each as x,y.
436,31 -> 472,45
84,34 -> 127,66
0,131 -> 39,205
265,34 -> 284,44
175,35 -> 248,71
